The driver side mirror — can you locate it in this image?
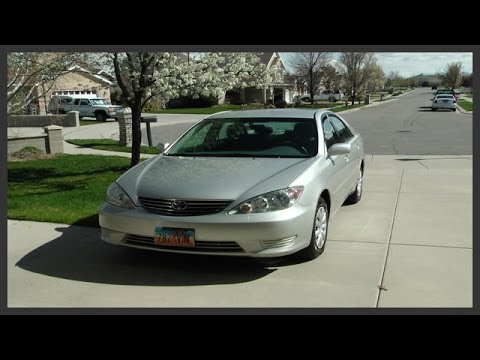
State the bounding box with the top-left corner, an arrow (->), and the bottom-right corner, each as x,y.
156,142 -> 170,152
328,143 -> 351,156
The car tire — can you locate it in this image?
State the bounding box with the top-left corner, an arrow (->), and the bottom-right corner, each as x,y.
303,97 -> 310,102
431,108 -> 436,111
345,167 -> 363,205
452,108 -> 456,112
95,112 -> 107,121
329,97 -> 336,102
298,197 -> 329,260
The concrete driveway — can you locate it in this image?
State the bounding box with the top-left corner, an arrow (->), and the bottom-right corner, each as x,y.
7,155 -> 472,308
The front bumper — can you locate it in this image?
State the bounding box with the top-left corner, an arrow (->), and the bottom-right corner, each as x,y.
99,201 -> 316,257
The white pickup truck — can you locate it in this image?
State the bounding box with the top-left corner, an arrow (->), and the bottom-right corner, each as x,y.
48,95 -> 123,121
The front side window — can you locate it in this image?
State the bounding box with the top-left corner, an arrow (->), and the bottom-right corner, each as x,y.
167,118 -> 318,158
80,99 -> 90,106
322,118 -> 339,149
328,114 -> 353,143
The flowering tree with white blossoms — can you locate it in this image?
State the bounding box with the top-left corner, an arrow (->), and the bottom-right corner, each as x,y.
111,52 -> 277,167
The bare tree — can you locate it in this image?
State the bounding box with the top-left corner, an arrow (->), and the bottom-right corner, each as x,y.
386,71 -> 403,89
321,63 -> 342,90
7,52 -> 82,114
441,62 -> 463,89
289,52 -> 331,104
339,52 -> 376,105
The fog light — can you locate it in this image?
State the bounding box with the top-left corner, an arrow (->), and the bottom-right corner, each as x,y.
240,203 -> 252,214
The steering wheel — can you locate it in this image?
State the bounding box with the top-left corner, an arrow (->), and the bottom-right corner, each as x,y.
282,142 -> 309,155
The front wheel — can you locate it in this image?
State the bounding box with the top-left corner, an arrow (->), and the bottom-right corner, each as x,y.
298,197 -> 329,260
95,112 -> 107,121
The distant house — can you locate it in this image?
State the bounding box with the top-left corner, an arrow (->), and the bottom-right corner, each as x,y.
36,63 -> 115,115
225,52 -> 295,105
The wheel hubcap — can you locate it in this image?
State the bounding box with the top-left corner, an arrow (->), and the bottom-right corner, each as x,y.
314,206 -> 327,249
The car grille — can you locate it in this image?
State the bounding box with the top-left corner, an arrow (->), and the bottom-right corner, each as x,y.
125,234 -> 244,253
138,197 -> 233,216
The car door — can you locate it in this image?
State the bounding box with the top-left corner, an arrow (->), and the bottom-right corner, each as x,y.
321,115 -> 352,211
327,113 -> 362,194
79,99 -> 91,117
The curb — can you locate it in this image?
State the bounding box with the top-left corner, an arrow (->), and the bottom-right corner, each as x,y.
456,104 -> 472,114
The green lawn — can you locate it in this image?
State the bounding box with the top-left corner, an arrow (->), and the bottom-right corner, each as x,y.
330,103 -> 366,112
157,104 -> 263,114
457,99 -> 473,111
8,154 -> 132,227
66,139 -> 160,154
80,119 -> 101,126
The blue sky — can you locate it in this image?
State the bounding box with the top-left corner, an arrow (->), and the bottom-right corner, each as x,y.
280,52 -> 473,77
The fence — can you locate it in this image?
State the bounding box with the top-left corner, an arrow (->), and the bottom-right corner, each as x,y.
8,125 -> 64,155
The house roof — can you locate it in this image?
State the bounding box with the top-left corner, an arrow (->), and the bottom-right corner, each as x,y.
67,64 -> 114,86
258,52 -> 286,70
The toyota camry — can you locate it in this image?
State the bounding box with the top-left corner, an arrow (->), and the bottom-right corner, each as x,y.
99,109 -> 364,260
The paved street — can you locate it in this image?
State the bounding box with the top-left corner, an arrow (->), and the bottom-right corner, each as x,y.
141,88 -> 472,155
341,88 -> 472,155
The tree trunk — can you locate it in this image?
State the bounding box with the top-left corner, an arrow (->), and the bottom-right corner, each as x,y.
130,104 -> 142,168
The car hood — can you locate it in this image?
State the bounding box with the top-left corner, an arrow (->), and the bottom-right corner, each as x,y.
119,155 -> 316,203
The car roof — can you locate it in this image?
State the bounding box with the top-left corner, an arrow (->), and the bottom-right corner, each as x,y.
207,109 -> 327,120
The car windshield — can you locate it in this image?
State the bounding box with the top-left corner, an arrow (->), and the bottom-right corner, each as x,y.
167,117 -> 318,158
90,98 -> 110,105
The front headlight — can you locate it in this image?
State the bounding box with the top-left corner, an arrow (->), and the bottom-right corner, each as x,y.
106,182 -> 136,209
228,186 -> 304,214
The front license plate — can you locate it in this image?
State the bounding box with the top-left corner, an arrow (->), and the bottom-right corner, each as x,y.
154,227 -> 195,247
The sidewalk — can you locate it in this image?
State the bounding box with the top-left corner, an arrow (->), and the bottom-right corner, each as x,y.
7,154 -> 472,308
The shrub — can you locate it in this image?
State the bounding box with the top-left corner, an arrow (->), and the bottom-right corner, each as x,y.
167,95 -> 218,108
9,146 -> 46,160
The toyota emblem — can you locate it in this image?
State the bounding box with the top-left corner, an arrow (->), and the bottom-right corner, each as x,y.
171,200 -> 188,211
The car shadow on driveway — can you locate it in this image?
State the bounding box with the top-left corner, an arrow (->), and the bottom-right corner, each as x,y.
15,218 -> 282,286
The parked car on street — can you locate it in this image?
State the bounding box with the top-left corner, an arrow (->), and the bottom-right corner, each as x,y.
434,89 -> 457,101
297,90 -> 344,103
99,109 -> 365,260
431,94 -> 457,111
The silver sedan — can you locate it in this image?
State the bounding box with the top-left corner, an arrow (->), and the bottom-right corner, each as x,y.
431,94 -> 457,111
99,109 -> 364,260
